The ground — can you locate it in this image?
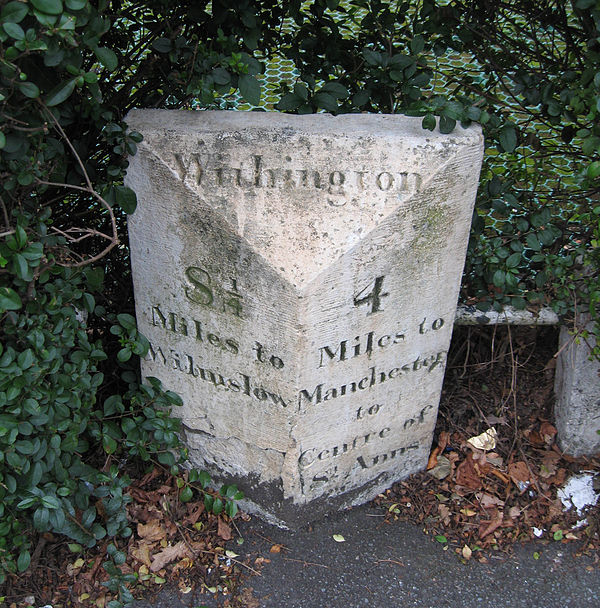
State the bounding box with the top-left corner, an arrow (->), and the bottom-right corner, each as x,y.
2,325 -> 599,607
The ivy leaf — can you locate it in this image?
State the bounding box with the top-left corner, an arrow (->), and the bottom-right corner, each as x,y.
30,0 -> 63,15
45,78 -> 77,106
238,74 -> 260,106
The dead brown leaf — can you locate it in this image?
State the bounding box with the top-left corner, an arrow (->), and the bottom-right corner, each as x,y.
138,519 -> 167,543
455,453 -> 483,490
269,544 -> 284,554
479,510 -> 504,538
508,461 -> 532,493
540,422 -> 557,444
217,518 -> 232,541
150,541 -> 191,572
131,542 -> 153,567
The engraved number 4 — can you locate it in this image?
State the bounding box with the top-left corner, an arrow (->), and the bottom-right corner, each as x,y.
353,276 -> 388,314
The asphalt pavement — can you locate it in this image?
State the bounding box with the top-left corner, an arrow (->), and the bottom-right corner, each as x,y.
135,500 -> 600,608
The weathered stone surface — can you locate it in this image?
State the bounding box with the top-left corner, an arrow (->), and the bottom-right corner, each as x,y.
555,318 -> 600,457
125,110 -> 483,526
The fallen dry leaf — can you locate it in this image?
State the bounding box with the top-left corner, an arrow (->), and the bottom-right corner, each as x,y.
456,453 -> 483,490
477,492 -> 504,509
479,510 -> 504,538
131,542 -> 153,567
269,544 -> 283,554
150,541 -> 190,572
462,545 -> 472,560
508,461 -> 532,493
540,422 -> 557,444
138,519 -> 167,543
217,518 -> 232,541
467,428 -> 497,451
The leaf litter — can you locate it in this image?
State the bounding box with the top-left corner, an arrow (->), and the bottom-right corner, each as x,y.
376,326 -> 600,564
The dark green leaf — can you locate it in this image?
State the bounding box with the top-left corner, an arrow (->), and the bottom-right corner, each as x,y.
422,114 -> 436,131
152,38 -> 172,53
94,47 -> 118,72
3,22 -> 25,39
1,2 -> 29,23
0,287 -> 22,311
238,74 -> 260,106
45,78 -> 77,106
492,269 -> 506,287
179,486 -> 193,502
65,0 -> 87,9
526,233 -> 541,251
18,81 -> 40,98
321,81 -> 348,99
276,92 -> 301,111
30,0 -> 63,15
439,115 -> 456,134
17,550 -> 31,572
506,252 -> 521,268
499,125 -> 517,153
114,185 -> 137,214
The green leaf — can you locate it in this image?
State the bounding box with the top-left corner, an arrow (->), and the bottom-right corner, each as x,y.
439,115 -> 456,134
65,0 -> 87,9
0,132 -> 5,149
41,495 -> 60,509
31,0 -> 63,15
94,47 -> 118,72
321,81 -> 348,99
492,269 -> 506,287
211,498 -> 223,515
0,287 -> 22,311
3,22 -> 25,39
179,486 -> 193,502
553,529 -> 564,541
499,125 -> 517,153
45,78 -> 77,106
435,535 -> 447,543
238,74 -> 260,106
17,550 -> 31,572
526,233 -> 541,251
410,35 -> 425,54
505,252 -> 521,268
422,114 -> 436,131
276,92 -> 301,111
152,38 -> 172,53
18,81 -> 40,98
587,161 -> 600,179
332,534 -> 345,542
1,2 -> 30,23
114,185 -> 137,213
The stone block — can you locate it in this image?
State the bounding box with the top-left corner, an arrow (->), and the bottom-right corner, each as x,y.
555,318 -> 600,457
125,110 -> 483,526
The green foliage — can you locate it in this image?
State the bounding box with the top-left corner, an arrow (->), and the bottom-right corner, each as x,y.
272,0 -> 599,343
0,0 -> 599,593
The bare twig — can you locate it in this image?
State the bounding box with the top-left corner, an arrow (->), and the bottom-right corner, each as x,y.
36,101 -> 120,267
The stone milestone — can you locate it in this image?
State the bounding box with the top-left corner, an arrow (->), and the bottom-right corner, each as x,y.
125,110 -> 484,526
